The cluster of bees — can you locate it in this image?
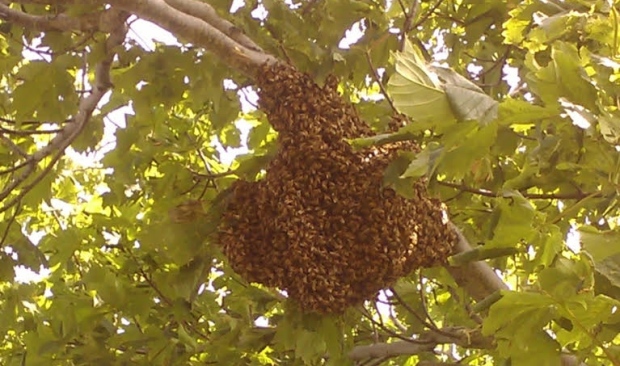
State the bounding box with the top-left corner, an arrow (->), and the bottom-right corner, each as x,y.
217,63 -> 456,313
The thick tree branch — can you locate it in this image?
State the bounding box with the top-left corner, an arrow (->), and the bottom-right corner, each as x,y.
445,223 -> 509,301
350,340 -> 433,360
106,0 -> 278,78
163,0 -> 263,52
443,224 -> 584,366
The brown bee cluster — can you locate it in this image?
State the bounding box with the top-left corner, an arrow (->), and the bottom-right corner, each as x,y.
217,63 -> 456,314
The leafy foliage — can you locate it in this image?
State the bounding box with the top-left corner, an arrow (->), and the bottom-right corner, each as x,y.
0,0 -> 620,365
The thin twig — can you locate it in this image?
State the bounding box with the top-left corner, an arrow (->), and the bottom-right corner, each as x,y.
418,273 -> 440,330
0,126 -> 64,135
389,287 -> 455,339
446,287 -> 483,324
0,134 -> 29,159
411,0 -> 445,29
436,180 -> 600,200
400,0 -> 420,51
358,307 -> 435,345
388,305 -> 408,333
0,116 -> 74,125
389,286 -> 432,328
0,201 -> 21,247
365,49 -> 398,114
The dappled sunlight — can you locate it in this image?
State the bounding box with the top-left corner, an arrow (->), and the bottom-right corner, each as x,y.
0,1 -> 619,365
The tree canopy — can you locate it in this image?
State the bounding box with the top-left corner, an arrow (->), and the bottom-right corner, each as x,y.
1,0 -> 620,365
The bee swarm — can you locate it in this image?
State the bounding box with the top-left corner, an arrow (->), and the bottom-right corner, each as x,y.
217,63 -> 456,314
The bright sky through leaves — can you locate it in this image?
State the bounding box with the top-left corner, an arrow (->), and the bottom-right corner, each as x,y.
1,1 -> 618,365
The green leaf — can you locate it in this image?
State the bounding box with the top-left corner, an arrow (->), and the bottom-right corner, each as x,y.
484,291 -> 561,364
382,152 -> 418,199
579,226 -> 620,262
400,144 -> 442,179
439,123 -> 498,180
11,61 -> 78,121
551,42 -> 598,111
0,253 -> 16,282
497,98 -> 560,127
432,67 -> 499,124
388,40 -> 456,124
595,254 -> 620,291
598,112 -> 620,144
295,330 -> 326,364
487,191 -> 537,248
527,12 -> 573,46
483,291 -> 555,336
72,115 -> 105,153
317,316 -> 344,359
532,225 -> 563,268
545,256 -> 594,296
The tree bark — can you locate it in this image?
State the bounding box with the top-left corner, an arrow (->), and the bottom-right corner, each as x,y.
106,0 -> 278,77
445,223 -> 510,301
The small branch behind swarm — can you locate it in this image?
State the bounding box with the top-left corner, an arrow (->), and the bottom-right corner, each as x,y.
349,326 -> 492,361
350,223 -> 585,366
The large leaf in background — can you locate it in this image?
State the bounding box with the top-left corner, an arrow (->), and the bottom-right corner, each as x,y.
432,67 -> 499,125
497,98 -> 560,126
599,112 -> 620,145
388,41 -> 455,123
579,226 -> 620,263
382,151 -> 418,199
11,61 -> 78,122
483,291 -> 561,365
525,41 -> 598,111
389,41 -> 498,126
487,191 -> 537,248
400,143 -> 443,179
580,227 -> 620,300
594,254 -> 620,301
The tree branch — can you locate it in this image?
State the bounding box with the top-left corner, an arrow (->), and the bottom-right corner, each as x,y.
106,0 -> 278,78
443,224 -> 585,366
349,326 -> 491,361
5,0 -> 83,3
436,180 -> 600,200
350,340 -> 434,360
163,0 -> 263,52
0,9 -> 129,213
0,2 -> 110,32
444,223 -> 509,301
352,223 -> 584,365
399,0 -> 420,51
